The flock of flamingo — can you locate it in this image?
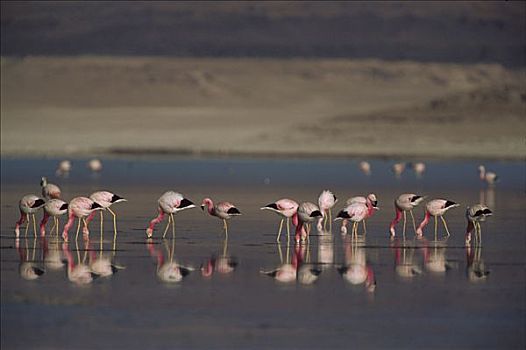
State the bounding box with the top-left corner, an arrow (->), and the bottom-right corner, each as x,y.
13,160 -> 497,249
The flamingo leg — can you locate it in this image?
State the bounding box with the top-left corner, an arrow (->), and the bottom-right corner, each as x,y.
99,210 -> 104,242
107,207 -> 118,241
50,217 -> 57,234
223,219 -> 229,240
75,218 -> 81,241
276,218 -> 284,242
286,217 -> 290,244
477,222 -> 482,246
402,210 -> 410,241
362,220 -> 367,236
329,209 -> 333,231
440,216 -> 451,237
409,209 -> 417,233
434,215 -> 438,242
162,214 -> 172,239
32,214 -> 37,237
24,218 -> 29,237
171,213 -> 175,238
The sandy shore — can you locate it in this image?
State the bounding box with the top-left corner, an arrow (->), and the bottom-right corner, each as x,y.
1,56 -> 524,159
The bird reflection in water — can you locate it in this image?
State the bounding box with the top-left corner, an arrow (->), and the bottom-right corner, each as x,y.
62,240 -> 98,285
420,239 -> 455,274
86,236 -> 125,278
261,243 -> 321,285
479,187 -> 496,210
42,235 -> 65,272
338,235 -> 376,293
146,238 -> 194,283
201,237 -> 238,277
16,237 -> 45,280
466,244 -> 489,282
317,230 -> 334,271
390,238 -> 422,279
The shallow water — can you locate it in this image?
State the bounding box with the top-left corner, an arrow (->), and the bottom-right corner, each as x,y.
1,157 -> 525,349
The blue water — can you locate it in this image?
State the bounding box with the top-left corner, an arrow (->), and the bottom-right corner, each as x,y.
1,156 -> 525,349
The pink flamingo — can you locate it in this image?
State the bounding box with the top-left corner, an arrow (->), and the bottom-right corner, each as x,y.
146,191 -> 195,238
339,235 -> 376,292
389,194 -> 425,239
412,162 -> 426,178
201,198 -> 241,238
86,191 -> 127,241
465,204 -> 492,246
478,165 -> 498,186
416,199 -> 459,241
294,202 -> 322,243
392,162 -> 406,178
317,190 -> 338,230
15,194 -> 45,237
62,197 -> 103,242
359,161 -> 371,175
39,199 -> 68,237
260,198 -> 299,242
62,241 -> 97,285
338,194 -> 378,236
40,177 -> 61,200
56,160 -> 71,177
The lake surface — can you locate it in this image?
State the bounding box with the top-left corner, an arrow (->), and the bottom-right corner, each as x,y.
1,156 -> 525,349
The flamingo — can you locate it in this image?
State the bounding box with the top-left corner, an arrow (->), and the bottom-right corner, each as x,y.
62,197 -> 103,242
389,194 -> 426,239
201,198 -> 241,238
317,190 -> 338,230
478,165 -> 498,186
15,194 -> 45,237
294,202 -> 322,243
335,202 -> 374,239
261,242 -> 319,284
87,239 -> 125,277
40,177 -> 61,200
392,162 -> 406,178
359,161 -> 371,175
465,204 -> 492,246
56,160 -> 71,177
260,198 -> 299,242
87,158 -> 103,172
416,199 -> 459,241
338,194 -> 378,236
201,238 -> 238,277
146,191 -> 195,238
86,191 -> 127,241
39,199 -> 68,237
412,162 -> 426,178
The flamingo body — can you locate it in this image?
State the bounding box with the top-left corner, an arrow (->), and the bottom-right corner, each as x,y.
261,198 -> 298,242
15,194 -> 45,237
146,191 -> 195,238
41,177 -> 61,200
389,194 -> 425,238
62,197 -> 103,241
465,204 -> 492,246
416,199 -> 459,239
39,199 -> 68,236
201,198 -> 241,237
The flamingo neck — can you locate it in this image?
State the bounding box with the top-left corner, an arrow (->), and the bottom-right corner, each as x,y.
148,209 -> 165,231
291,213 -> 299,227
417,211 -> 431,233
466,221 -> 475,234
39,212 -> 50,235
204,199 -> 215,215
62,212 -> 76,236
390,207 -> 402,230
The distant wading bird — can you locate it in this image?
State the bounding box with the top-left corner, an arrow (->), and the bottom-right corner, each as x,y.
62,197 -> 103,242
260,198 -> 299,242
201,198 -> 241,238
86,191 -> 127,241
146,191 -> 195,238
359,161 -> 371,175
15,194 -> 46,237
478,165 -> 498,186
465,204 -> 492,246
56,160 -> 72,177
412,162 -> 426,178
389,194 -> 426,239
318,190 -> 338,230
416,199 -> 459,241
87,159 -> 103,172
40,199 -> 69,237
40,177 -> 61,200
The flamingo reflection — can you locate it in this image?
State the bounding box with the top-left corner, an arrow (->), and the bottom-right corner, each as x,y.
42,236 -> 65,271
16,237 -> 45,280
317,230 -> 334,270
86,237 -> 125,278
201,238 -> 238,277
62,240 -> 98,285
146,239 -> 194,283
390,238 -> 422,279
261,243 -> 321,284
420,239 -> 454,274
338,236 -> 376,292
466,244 -> 489,282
